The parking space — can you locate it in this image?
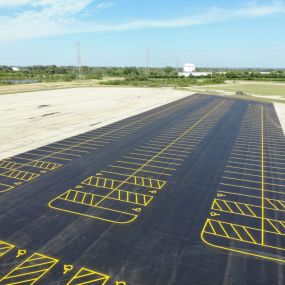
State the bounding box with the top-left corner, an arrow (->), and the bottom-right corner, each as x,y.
49,99 -> 233,225
201,103 -> 285,263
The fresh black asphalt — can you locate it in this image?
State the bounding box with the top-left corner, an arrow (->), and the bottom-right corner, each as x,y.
0,94 -> 284,285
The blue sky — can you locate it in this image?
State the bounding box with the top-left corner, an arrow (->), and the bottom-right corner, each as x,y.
0,0 -> 285,67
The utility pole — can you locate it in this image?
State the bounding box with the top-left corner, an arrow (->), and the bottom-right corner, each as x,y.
145,48 -> 150,76
176,57 -> 180,74
76,41 -> 83,80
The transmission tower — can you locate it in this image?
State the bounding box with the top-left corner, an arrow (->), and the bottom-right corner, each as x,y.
176,57 -> 180,73
76,42 -> 83,80
145,48 -> 150,76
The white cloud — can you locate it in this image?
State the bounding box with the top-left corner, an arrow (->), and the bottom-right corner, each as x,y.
0,1 -> 284,42
0,0 -> 31,6
0,0 -> 51,7
235,0 -> 285,16
96,2 -> 114,10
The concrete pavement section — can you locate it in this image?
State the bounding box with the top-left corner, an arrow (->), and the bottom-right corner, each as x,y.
275,102 -> 285,134
0,87 -> 192,160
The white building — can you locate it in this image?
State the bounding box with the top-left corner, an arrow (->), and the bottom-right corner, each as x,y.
178,63 -> 195,77
12,66 -> 21,72
178,63 -> 212,77
184,63 -> 196,73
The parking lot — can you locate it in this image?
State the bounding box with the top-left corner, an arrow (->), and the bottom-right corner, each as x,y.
0,94 -> 284,284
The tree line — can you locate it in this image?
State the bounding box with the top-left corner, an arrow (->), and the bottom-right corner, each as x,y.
0,65 -> 285,82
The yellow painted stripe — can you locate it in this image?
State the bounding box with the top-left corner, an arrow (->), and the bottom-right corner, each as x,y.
261,106 -> 265,245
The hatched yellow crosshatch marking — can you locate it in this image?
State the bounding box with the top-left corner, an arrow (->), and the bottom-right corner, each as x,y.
28,160 -> 62,171
0,160 -> 22,170
82,176 -> 166,190
0,239 -> 127,284
0,169 -> 40,182
0,183 -> 14,193
66,268 -> 111,285
0,253 -> 59,285
0,159 -> 62,171
0,240 -> 15,258
201,104 -> 285,263
50,100 -> 235,224
59,189 -> 154,207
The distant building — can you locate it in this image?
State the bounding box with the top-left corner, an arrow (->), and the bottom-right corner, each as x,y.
178,63 -> 195,77
260,72 -> 271,75
184,63 -> 196,73
178,63 -> 212,77
11,66 -> 21,72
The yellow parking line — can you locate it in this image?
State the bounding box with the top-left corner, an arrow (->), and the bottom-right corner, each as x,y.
94,100 -> 225,208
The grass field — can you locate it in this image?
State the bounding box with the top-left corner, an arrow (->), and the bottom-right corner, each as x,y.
0,80 -> 101,95
0,77 -> 217,95
189,81 -> 285,102
0,78 -> 126,95
1,79 -> 285,104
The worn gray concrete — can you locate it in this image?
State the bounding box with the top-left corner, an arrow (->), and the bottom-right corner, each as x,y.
0,87 -> 192,160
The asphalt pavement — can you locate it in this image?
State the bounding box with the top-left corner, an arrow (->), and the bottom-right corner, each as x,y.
0,94 -> 284,285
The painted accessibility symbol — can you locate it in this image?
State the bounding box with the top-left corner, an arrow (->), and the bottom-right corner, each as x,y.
16,249 -> 27,258
64,264 -> 74,274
